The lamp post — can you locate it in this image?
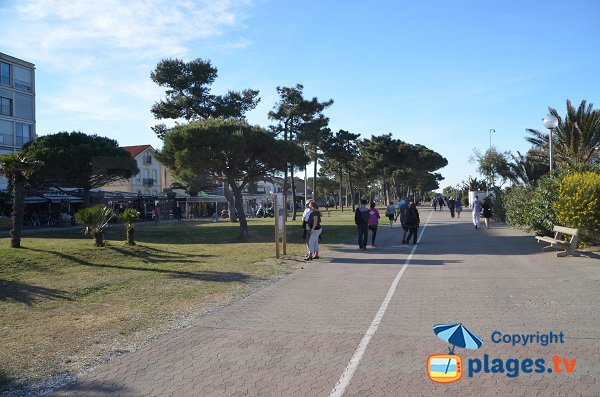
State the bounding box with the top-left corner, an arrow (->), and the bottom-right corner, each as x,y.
542,114 -> 559,173
489,129 -> 495,150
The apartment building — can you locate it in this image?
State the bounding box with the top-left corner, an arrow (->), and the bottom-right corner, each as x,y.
102,145 -> 175,196
0,53 -> 36,190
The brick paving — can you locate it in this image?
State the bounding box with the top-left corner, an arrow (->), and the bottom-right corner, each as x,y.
50,208 -> 600,396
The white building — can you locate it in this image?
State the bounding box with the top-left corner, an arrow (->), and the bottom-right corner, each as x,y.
0,53 -> 36,190
103,145 -> 174,196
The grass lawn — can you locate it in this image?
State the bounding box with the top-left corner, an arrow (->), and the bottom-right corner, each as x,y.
0,207 -> 357,394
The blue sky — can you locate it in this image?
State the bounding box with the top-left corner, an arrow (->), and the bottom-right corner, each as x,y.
2,0 -> 599,191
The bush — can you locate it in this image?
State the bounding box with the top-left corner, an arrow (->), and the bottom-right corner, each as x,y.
75,205 -> 114,246
461,197 -> 469,206
504,185 -> 535,228
491,187 -> 506,222
527,175 -> 562,235
554,171 -> 600,245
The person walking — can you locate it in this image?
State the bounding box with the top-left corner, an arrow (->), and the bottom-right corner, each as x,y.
368,202 -> 380,247
472,195 -> 482,229
448,197 -> 456,218
482,196 -> 493,229
385,201 -> 395,228
302,200 -> 313,259
405,202 -> 420,244
355,199 -> 370,250
455,198 -> 463,218
438,196 -> 445,211
432,198 -> 437,211
398,197 -> 410,244
305,201 -> 322,260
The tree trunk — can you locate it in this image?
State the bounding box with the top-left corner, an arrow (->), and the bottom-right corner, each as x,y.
126,227 -> 135,245
313,155 -> 317,201
10,175 -> 25,248
223,181 -> 236,222
290,164 -> 297,220
231,184 -> 249,239
282,124 -> 289,222
348,170 -> 355,211
93,231 -> 104,247
338,170 -> 344,212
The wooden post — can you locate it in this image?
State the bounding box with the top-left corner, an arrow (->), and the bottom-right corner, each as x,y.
274,194 -> 280,258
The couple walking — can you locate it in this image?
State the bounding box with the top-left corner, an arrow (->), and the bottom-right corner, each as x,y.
302,200 -> 322,260
355,200 -> 379,249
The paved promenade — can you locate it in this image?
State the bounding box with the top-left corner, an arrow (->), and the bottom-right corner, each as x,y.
51,208 -> 600,396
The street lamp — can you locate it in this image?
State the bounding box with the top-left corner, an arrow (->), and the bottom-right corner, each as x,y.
542,114 -> 559,173
489,129 -> 495,150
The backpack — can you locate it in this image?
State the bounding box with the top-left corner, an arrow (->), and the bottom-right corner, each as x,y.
361,209 -> 370,224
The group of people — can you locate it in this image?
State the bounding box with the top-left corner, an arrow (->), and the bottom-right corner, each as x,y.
354,198 -> 421,249
432,196 -> 463,218
301,195 -> 494,259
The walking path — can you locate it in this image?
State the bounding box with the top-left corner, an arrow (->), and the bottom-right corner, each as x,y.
51,208 -> 600,396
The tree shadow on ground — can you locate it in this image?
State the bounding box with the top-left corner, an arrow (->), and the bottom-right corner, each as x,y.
26,248 -> 254,283
0,279 -> 73,306
51,380 -> 134,396
105,245 -> 214,264
327,257 -> 463,266
11,222 -> 352,246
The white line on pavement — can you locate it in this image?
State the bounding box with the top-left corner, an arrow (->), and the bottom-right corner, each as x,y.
329,210 -> 434,397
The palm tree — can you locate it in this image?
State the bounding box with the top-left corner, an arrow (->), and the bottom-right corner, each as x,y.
508,150 -> 549,186
118,208 -> 140,245
526,100 -> 600,169
0,153 -> 40,248
75,205 -> 114,247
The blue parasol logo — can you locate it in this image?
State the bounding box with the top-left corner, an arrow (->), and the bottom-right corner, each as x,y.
433,323 -> 483,354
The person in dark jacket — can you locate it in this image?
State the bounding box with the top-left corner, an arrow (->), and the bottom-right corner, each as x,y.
405,202 -> 420,244
448,197 -> 456,218
355,199 -> 370,250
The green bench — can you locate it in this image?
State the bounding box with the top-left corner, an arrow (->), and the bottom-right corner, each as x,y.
535,225 -> 580,257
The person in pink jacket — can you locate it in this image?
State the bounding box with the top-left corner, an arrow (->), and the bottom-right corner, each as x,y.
368,202 -> 381,247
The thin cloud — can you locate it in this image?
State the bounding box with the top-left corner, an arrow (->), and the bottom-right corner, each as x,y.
2,0 -> 256,132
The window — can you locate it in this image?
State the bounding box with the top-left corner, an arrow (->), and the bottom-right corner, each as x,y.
15,93 -> 33,120
0,120 -> 12,146
0,97 -> 11,116
16,123 -> 32,147
13,66 -> 32,92
153,169 -> 157,183
0,62 -> 9,86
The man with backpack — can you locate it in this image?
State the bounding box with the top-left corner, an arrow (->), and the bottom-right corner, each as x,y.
355,199 -> 370,250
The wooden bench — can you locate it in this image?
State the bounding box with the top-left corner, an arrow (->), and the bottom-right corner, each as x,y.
535,225 -> 580,257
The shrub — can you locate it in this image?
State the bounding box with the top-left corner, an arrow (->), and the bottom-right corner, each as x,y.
461,197 -> 469,207
527,175 -> 561,235
118,208 -> 140,245
555,171 -> 600,245
491,187 -> 506,222
503,185 -> 535,228
75,205 -> 114,246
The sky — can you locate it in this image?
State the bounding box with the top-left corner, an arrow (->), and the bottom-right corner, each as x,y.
2,0 -> 599,191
